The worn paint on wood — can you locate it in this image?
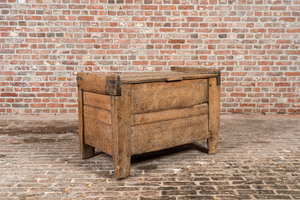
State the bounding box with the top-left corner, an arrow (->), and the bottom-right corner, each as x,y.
132,79 -> 208,114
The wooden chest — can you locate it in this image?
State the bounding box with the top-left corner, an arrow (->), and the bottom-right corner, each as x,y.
77,67 -> 220,179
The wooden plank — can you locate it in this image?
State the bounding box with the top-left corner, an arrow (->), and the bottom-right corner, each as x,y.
84,118 -> 113,155
83,91 -> 111,111
131,103 -> 208,125
78,71 -> 217,87
120,72 -> 216,84
131,115 -> 208,155
105,74 -> 121,96
171,66 -> 220,75
207,78 -> 220,154
77,72 -> 107,94
84,105 -> 111,125
171,66 -> 221,85
132,79 -> 208,114
78,87 -> 95,159
77,72 -> 120,95
111,84 -> 132,179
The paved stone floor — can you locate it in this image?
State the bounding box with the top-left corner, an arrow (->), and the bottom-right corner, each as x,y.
0,114 -> 299,200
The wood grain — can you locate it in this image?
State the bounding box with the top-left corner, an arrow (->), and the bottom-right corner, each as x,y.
132,79 -> 208,114
84,118 -> 112,155
84,105 -> 111,125
78,69 -> 220,179
77,72 -> 107,94
83,91 -> 111,111
131,115 -> 208,155
208,78 -> 220,154
112,84 -> 132,179
120,72 -> 216,84
131,103 -> 208,125
78,87 -> 95,159
171,66 -> 221,85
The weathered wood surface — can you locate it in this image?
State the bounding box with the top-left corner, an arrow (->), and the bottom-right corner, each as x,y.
171,66 -> 220,75
131,103 -> 208,125
208,77 -> 220,154
77,72 -> 120,95
78,71 -> 218,92
78,88 -> 95,159
112,84 -> 132,179
132,79 -> 208,114
131,115 -> 208,155
84,118 -> 112,155
77,72 -> 107,94
77,69 -> 220,179
83,91 -> 111,111
171,66 -> 221,85
84,105 -> 111,125
120,72 -> 217,84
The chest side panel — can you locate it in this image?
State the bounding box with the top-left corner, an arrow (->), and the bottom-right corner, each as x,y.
131,79 -> 208,114
83,91 -> 113,155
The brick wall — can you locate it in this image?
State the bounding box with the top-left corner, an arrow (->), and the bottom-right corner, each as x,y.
0,0 -> 299,115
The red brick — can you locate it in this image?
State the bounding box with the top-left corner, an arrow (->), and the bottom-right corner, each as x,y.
279,17 -> 296,22
87,28 -> 104,32
287,29 -> 300,33
1,93 -> 18,97
285,72 -> 300,76
141,5 -> 158,10
168,39 -> 185,44
1,0 -> 299,115
79,39 -> 95,43
257,82 -> 273,87
240,103 -> 255,107
249,93 -> 263,97
133,61 -> 149,65
107,50 -> 123,54
187,17 -> 203,22
275,103 -> 289,108
151,39 -> 167,43
150,61 -> 167,65
71,50 -> 88,54
178,5 -> 194,10
16,49 -> 32,54
105,28 -> 122,33
89,50 -> 106,54
159,28 -> 177,32
159,5 -> 177,10
30,104 -> 47,108
286,50 -> 300,55
78,16 -> 94,21
275,82 -> 291,87
258,61 -> 274,65
168,61 -> 185,65
231,93 -> 246,97
37,93 -> 55,97
25,16 -> 42,20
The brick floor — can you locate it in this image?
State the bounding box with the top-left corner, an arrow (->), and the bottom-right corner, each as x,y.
0,114 -> 299,200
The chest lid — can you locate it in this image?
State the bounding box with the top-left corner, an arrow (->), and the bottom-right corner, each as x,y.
77,67 -> 220,95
